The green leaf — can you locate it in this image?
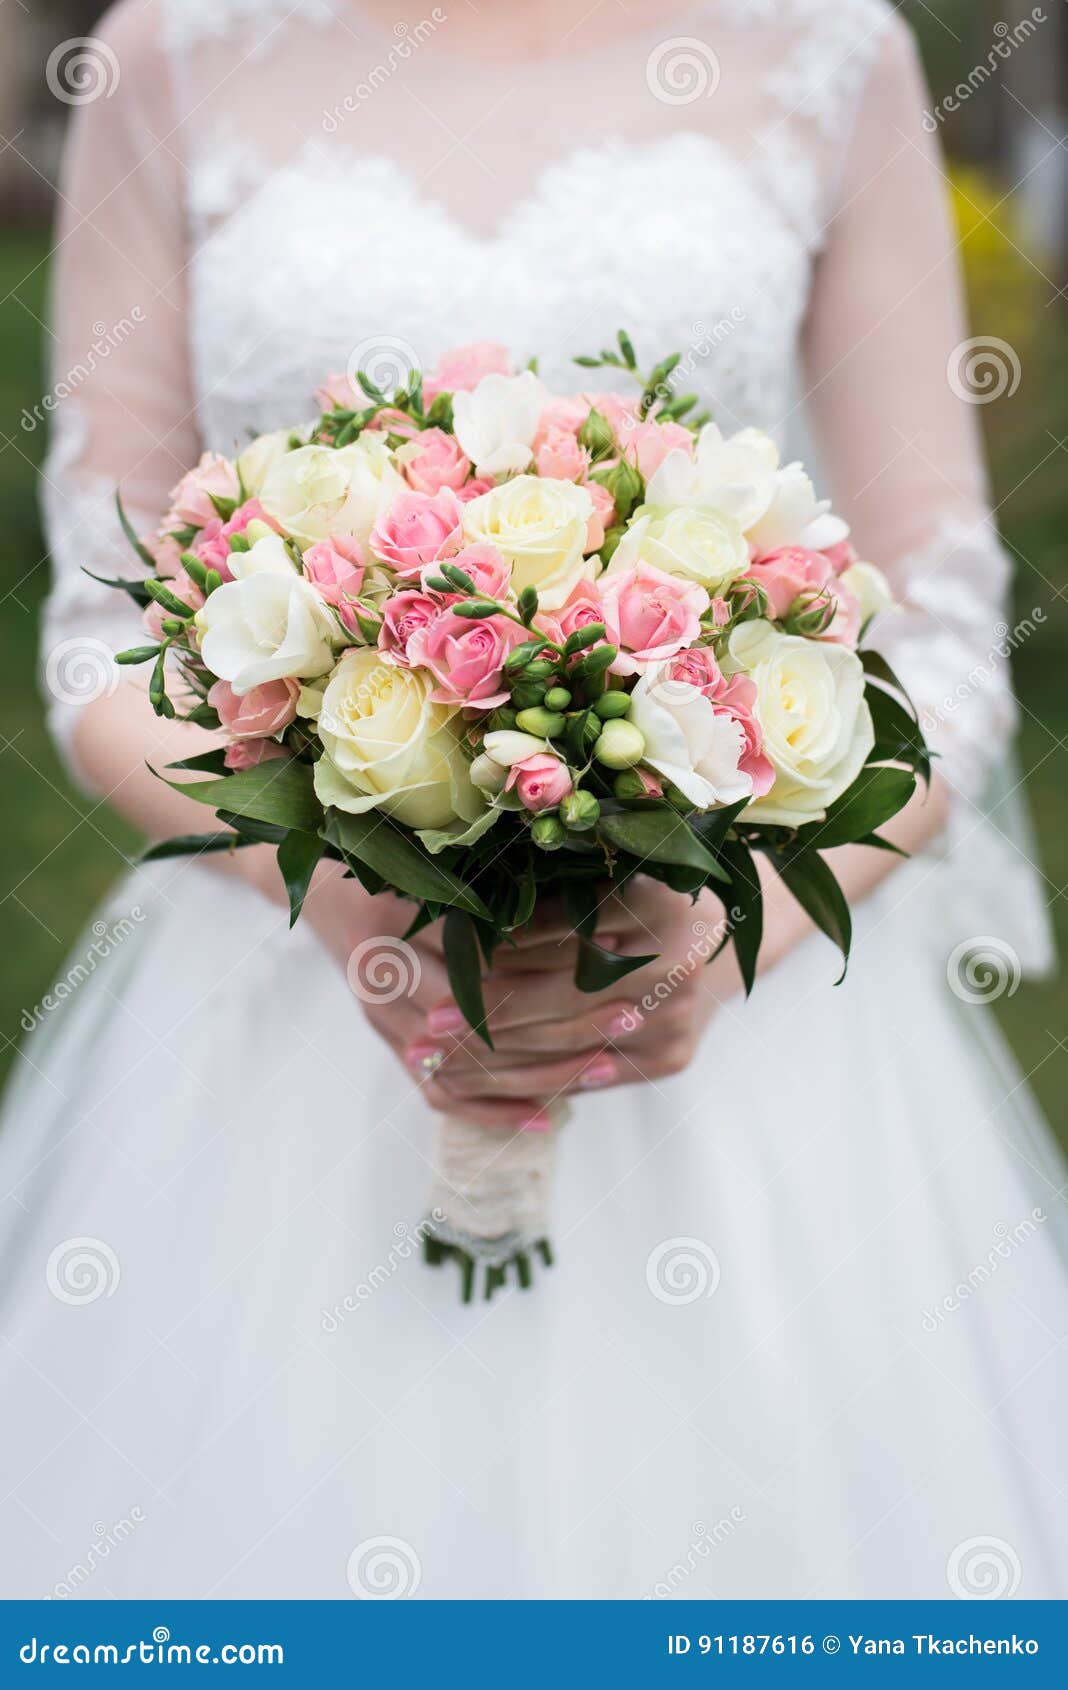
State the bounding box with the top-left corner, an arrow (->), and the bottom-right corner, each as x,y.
443,909 -> 493,1047
167,748 -> 230,775
868,684 -> 931,780
795,766 -> 916,852
277,829 -> 325,928
773,850 -> 851,979
155,758 -> 323,832
599,807 -> 729,880
574,939 -> 656,994
323,812 -> 492,920
82,567 -> 153,608
115,490 -> 157,570
721,839 -> 763,996
416,808 -> 500,856
861,648 -> 918,712
140,832 -> 251,863
688,796 -> 749,856
144,578 -> 196,618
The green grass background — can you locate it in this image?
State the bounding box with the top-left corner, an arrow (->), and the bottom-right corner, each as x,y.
0,219 -> 1065,1132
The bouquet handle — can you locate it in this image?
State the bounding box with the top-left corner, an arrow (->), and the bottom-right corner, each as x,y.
423,1103 -> 569,1302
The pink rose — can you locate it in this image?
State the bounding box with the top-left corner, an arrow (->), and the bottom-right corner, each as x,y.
535,425 -> 589,483
142,568 -> 204,641
534,397 -> 588,450
408,609 -> 526,709
551,581 -> 611,647
315,371 -> 361,412
456,476 -> 495,505
598,563 -> 709,676
223,738 -> 289,772
143,531 -> 184,578
400,427 -> 471,495
370,488 -> 463,578
506,753 -> 573,813
165,453 -> 240,529
431,542 -> 511,601
194,497 -> 275,582
589,391 -> 640,436
823,539 -> 858,576
209,678 -> 299,739
423,342 -> 511,404
709,673 -> 775,798
364,407 -> 421,440
746,546 -> 858,644
302,536 -> 366,633
585,481 -> 617,552
633,768 -> 664,798
662,647 -> 724,695
378,590 -> 441,664
623,419 -> 694,480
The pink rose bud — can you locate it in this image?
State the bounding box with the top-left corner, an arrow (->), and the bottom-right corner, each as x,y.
597,562 -> 708,675
400,427 -> 471,495
370,488 -> 464,578
303,536 -> 366,632
223,738 -> 289,772
507,753 -> 574,813
165,452 -> 240,529
423,341 -> 512,404
208,678 -> 299,739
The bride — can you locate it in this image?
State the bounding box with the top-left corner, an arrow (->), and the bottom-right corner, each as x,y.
2,0 -> 1065,1600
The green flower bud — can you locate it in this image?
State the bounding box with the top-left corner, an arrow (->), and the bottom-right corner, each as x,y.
594,719 -> 646,770
665,783 -> 694,813
515,707 -> 567,738
560,790 -> 601,832
524,659 -> 557,681
593,689 -> 631,721
613,769 -> 648,801
530,815 -> 567,851
543,686 -> 571,711
510,680 -> 547,710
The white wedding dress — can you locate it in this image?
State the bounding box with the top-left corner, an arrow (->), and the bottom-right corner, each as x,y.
3,0 -> 1066,1601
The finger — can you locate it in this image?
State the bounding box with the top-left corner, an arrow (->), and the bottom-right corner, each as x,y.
436,1047 -> 627,1102
419,1074 -> 553,1134
430,999 -> 647,1060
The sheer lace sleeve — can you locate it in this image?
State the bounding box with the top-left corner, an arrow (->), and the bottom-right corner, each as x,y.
803,15 -> 1017,805
40,0 -> 198,764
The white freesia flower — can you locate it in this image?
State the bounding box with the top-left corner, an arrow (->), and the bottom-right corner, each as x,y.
746,461 -> 849,555
645,423 -> 779,529
841,560 -> 896,626
259,438 -> 404,548
196,537 -> 338,693
607,506 -> 748,596
728,621 -> 873,825
480,730 -> 548,767
629,667 -> 753,810
237,428 -> 307,496
462,475 -> 594,610
452,371 -> 547,478
314,650 -> 482,829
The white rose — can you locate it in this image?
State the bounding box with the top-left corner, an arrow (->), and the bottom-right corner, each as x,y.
728,621 -> 873,826
259,438 -> 404,548
451,371 -> 546,478
196,534 -> 338,692
629,667 -> 753,810
645,423 -> 780,528
462,475 -> 594,610
313,649 -> 482,830
841,561 -> 896,627
237,428 -> 306,496
745,462 -> 849,555
608,506 -> 748,596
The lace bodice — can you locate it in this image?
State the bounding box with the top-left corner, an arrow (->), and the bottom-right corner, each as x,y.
42,0 -> 1039,947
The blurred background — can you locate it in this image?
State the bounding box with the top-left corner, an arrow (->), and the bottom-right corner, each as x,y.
1,1 -> 1066,1129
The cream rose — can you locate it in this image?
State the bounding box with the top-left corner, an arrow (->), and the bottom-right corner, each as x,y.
728,621 -> 873,826
259,438 -> 404,549
607,506 -> 748,596
196,534 -> 339,693
629,667 -> 754,810
237,428 -> 304,496
840,561 -> 896,628
462,475 -> 594,610
313,649 -> 482,829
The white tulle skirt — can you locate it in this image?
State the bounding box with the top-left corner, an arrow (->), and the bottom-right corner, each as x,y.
1,856 -> 1066,1601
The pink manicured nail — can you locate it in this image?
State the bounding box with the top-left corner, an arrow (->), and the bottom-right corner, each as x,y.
579,1058 -> 617,1090
607,1006 -> 643,1040
520,1110 -> 553,1133
405,1042 -> 446,1078
427,1003 -> 468,1036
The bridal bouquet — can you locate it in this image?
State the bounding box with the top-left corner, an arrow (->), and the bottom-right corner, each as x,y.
101,332 -> 929,1299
